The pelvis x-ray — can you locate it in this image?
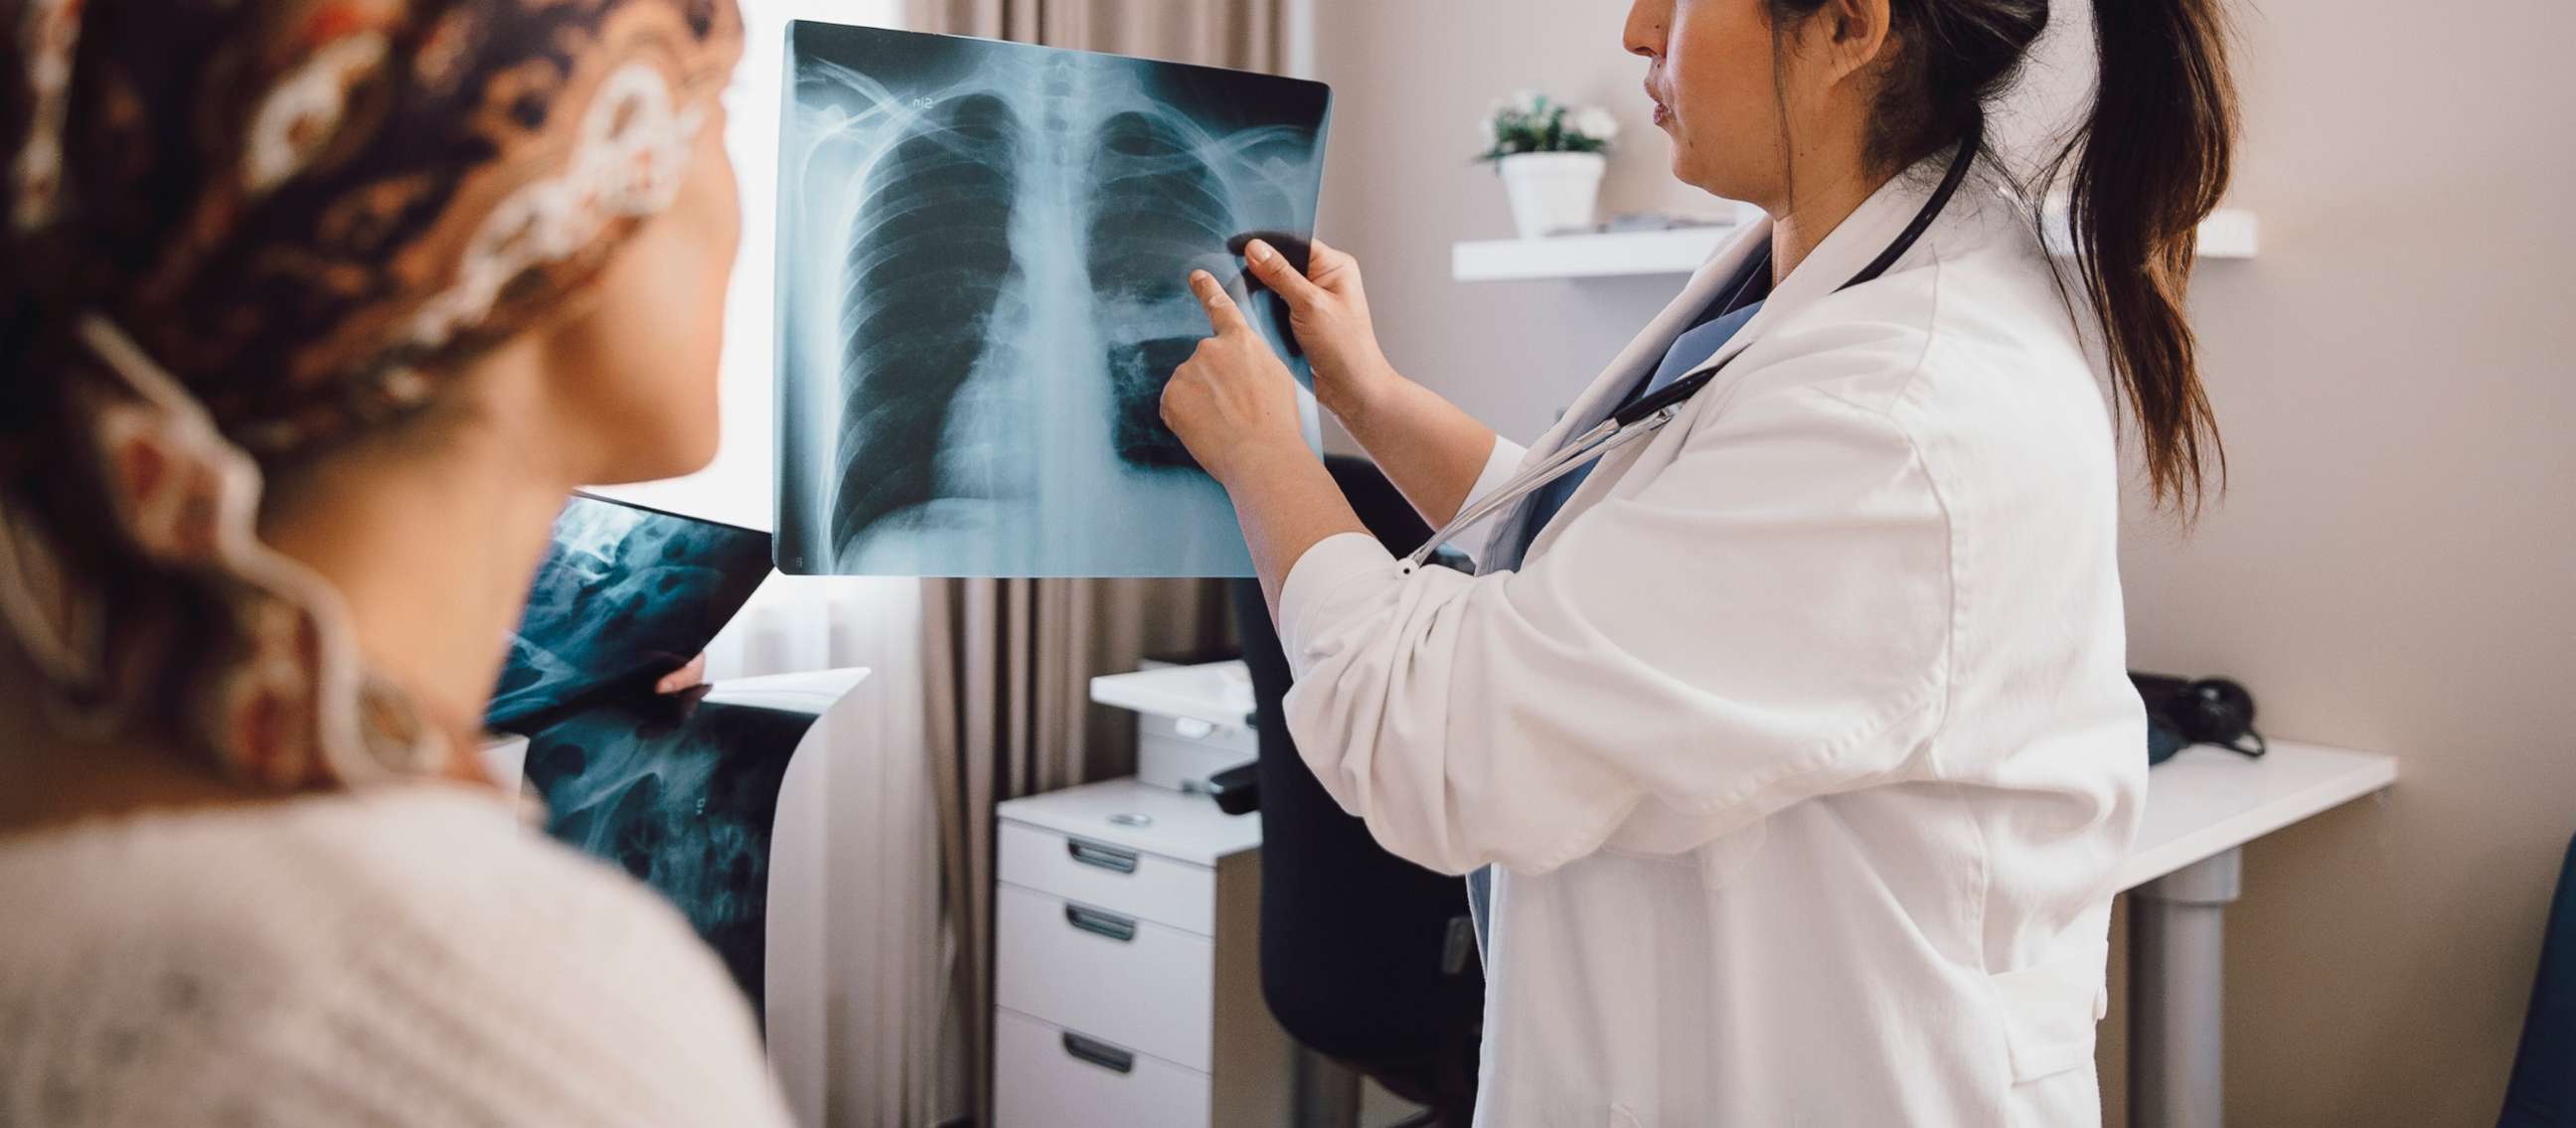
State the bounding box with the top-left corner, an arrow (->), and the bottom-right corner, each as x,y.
491,494 -> 860,1020
487,495 -> 771,732
523,670 -> 864,1020
775,22 -> 1333,577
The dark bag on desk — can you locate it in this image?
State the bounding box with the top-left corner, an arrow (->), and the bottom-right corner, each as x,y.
2133,672 -> 2266,765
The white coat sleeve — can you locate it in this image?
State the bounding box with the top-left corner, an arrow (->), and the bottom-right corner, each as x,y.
1446,433 -> 1530,566
1275,385 -> 1951,876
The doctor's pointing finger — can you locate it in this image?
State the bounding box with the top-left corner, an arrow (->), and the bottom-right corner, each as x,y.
1161,269 -> 1316,490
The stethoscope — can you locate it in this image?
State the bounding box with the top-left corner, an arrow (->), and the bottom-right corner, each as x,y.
1402,120 -> 1986,569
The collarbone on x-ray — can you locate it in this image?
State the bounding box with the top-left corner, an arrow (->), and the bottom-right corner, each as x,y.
777,24 -> 1330,578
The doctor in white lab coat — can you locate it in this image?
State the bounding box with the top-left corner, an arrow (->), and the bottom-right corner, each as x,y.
1161,0 -> 2240,1123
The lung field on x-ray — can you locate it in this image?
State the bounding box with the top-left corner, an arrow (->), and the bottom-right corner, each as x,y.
777,23 -> 1330,577
1087,108 -> 1242,469
832,93 -> 1027,554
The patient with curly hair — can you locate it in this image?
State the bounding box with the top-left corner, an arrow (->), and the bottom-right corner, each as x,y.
0,2 -> 796,1122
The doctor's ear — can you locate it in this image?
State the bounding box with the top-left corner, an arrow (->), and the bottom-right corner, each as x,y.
1804,0 -> 1896,84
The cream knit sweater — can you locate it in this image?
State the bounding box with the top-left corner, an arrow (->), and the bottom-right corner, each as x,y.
0,783 -> 794,1127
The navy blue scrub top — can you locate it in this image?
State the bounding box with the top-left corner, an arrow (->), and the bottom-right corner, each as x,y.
1491,247 -> 1774,570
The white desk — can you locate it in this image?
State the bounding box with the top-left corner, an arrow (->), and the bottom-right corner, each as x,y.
2120,741 -> 2397,1127
1039,688 -> 2394,1128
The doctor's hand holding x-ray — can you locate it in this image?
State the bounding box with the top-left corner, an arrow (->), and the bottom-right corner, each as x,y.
1158,242 -> 1383,598
1164,235 -> 1507,610
1165,0 -> 2242,1124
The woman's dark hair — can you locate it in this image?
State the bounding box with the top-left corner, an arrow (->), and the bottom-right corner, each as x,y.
1767,0 -> 2240,518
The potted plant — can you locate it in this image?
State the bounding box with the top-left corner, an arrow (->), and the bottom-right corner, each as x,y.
1477,90 -> 1622,240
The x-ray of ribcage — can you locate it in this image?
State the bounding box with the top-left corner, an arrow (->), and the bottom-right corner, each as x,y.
775,22 -> 1332,576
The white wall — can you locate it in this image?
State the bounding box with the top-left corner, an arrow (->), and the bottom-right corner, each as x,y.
2110,2 -> 2576,1122
594,0 -> 901,532
1312,2 -> 2576,1124
1310,1 -> 1713,450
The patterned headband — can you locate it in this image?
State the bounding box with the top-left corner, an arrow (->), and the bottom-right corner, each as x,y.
0,0 -> 742,788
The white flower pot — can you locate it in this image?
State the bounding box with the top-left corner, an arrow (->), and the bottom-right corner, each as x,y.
1498,151 -> 1607,240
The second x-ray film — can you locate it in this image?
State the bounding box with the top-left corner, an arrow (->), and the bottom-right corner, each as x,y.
775,22 -> 1331,577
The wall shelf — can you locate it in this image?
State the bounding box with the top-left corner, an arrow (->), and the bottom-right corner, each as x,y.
1453,208 -> 2259,283
1453,226 -> 1746,283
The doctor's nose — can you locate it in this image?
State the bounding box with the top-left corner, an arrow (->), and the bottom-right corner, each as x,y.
1623,0 -> 1672,59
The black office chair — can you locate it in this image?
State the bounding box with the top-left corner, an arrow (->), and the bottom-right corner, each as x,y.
1229,455 -> 1484,1127
2501,833 -> 2576,1127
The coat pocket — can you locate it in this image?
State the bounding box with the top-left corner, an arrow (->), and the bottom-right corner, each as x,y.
1988,942 -> 2110,1083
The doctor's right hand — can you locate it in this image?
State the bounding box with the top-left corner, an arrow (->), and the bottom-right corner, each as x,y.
1241,238 -> 1395,423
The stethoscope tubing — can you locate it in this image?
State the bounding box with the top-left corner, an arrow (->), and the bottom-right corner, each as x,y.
1401,407 -> 1678,568
1395,118 -> 1986,571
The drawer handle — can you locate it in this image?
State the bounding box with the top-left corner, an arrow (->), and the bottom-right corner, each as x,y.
1061,1032 -> 1135,1075
1064,904 -> 1138,943
1066,838 -> 1139,875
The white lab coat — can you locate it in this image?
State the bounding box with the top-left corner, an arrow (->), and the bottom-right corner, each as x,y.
1274,157 -> 2145,1127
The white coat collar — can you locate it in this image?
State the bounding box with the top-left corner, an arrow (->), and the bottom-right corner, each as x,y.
1520,146 -> 1969,464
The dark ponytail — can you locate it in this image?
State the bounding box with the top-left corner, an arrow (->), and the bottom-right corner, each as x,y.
2048,0 -> 2238,517
1766,0 -> 2240,518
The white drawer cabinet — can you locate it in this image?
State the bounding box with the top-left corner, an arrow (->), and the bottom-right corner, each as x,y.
993,1007 -> 1211,1128
995,885 -> 1215,1069
997,821 -> 1215,933
993,779 -> 1290,1128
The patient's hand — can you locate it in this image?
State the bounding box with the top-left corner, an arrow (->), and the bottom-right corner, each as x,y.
653,653 -> 708,696
1240,238 -> 1395,422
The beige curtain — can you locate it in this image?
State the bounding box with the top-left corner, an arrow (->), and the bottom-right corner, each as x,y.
910,0 -> 1286,70
900,8 -> 1288,1119
923,578 -> 1239,1122
899,9 -> 1289,1117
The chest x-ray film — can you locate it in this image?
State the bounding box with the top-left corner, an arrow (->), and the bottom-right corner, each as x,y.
775,22 -> 1332,577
